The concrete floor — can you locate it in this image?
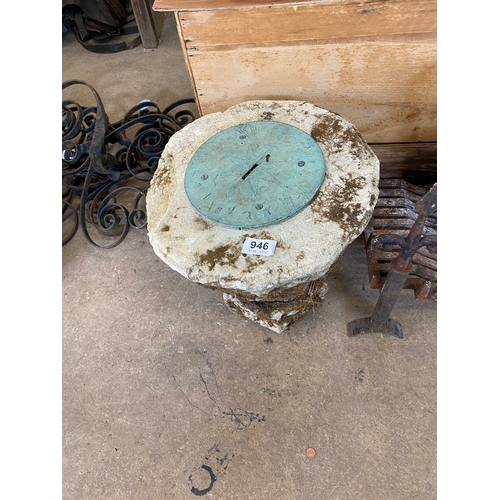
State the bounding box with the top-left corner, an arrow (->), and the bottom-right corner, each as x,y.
62,12 -> 437,499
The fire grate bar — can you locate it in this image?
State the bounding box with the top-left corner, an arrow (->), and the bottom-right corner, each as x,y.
363,178 -> 437,302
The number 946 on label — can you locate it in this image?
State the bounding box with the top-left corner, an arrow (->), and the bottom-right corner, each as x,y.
241,237 -> 276,256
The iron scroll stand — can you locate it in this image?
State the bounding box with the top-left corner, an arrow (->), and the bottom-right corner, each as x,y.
62,80 -> 196,248
347,183 -> 437,338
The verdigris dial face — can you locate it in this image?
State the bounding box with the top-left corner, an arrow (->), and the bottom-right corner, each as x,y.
184,121 -> 326,229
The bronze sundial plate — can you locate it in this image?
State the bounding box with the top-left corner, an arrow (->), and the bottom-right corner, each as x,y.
184,121 -> 326,229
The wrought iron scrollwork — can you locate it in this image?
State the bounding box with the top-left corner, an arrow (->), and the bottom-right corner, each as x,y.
62,79 -> 196,248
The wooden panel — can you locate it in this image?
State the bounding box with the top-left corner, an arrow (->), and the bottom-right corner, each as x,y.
178,0 -> 436,48
173,11 -> 203,116
371,143 -> 437,185
160,0 -> 436,144
153,0 -> 333,12
186,42 -> 436,142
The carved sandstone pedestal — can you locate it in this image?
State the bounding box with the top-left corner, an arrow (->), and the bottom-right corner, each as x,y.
146,100 -> 379,332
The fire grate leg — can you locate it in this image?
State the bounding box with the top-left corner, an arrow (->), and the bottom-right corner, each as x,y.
348,317 -> 403,338
347,182 -> 437,338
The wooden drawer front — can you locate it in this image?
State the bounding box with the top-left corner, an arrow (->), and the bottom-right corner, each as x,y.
171,0 -> 436,143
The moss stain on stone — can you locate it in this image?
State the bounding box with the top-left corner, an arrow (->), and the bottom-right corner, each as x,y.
224,278 -> 328,331
244,255 -> 265,273
197,244 -> 240,272
311,173 -> 368,238
245,231 -> 273,241
171,206 -> 187,219
194,230 -> 288,283
310,114 -> 369,159
154,153 -> 174,188
195,215 -> 212,230
308,115 -> 378,238
296,251 -> 305,265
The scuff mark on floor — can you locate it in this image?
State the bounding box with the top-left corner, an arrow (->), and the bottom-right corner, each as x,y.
189,444 -> 234,496
198,359 -> 266,430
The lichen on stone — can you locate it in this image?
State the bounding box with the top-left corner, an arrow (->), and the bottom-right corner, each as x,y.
197,244 -> 241,272
311,173 -> 369,238
311,114 -> 370,161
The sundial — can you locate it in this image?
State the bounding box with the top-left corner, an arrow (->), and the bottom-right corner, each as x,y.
184,121 -> 326,228
147,100 -> 380,333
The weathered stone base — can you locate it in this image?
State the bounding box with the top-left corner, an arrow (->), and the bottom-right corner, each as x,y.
222,278 -> 329,333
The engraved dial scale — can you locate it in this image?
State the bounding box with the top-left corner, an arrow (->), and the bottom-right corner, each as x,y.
184,121 -> 326,229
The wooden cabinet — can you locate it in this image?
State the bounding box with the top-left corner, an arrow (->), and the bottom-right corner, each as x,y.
153,0 -> 437,178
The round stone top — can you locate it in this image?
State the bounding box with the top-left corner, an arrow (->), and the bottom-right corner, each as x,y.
147,100 -> 379,296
